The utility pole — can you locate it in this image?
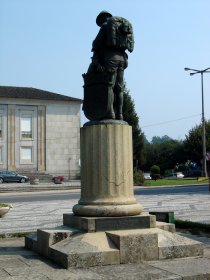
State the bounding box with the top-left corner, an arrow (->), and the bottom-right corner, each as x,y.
184,67 -> 210,177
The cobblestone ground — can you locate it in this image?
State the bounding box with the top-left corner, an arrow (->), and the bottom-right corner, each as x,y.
135,192 -> 210,224
0,186 -> 210,234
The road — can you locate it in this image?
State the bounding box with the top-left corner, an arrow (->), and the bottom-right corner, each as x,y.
1,184 -> 208,203
134,184 -> 208,195
0,184 -> 210,234
1,191 -> 80,203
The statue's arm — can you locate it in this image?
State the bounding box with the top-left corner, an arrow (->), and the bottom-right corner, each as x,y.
91,24 -> 107,52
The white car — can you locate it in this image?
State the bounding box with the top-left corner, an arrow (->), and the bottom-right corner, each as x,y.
165,172 -> 184,179
144,173 -> 151,180
176,172 -> 185,178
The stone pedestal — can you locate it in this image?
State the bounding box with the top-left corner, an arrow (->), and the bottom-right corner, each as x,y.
73,123 -> 143,216
25,122 -> 204,269
25,215 -> 203,269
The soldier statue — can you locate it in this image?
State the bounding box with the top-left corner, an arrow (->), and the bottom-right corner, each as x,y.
83,11 -> 134,121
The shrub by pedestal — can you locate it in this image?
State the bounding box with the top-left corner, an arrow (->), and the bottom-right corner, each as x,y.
0,204 -> 12,218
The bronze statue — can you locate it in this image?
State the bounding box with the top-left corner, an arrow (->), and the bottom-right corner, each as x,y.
83,11 -> 134,121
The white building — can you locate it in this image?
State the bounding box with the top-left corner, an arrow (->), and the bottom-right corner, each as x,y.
0,86 -> 82,179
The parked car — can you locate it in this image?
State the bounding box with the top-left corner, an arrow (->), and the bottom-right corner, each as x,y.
0,171 -> 29,183
164,172 -> 184,179
52,175 -> 64,184
144,173 -> 152,180
176,172 -> 185,179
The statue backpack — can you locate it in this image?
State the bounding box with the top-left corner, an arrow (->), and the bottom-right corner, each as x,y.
106,16 -> 134,52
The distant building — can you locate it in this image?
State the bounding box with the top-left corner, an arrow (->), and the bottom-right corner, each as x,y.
0,86 -> 82,179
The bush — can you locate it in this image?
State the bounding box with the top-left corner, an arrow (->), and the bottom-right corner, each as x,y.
0,203 -> 12,208
150,165 -> 160,181
134,170 -> 145,186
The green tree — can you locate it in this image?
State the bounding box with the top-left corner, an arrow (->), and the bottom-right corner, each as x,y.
122,85 -> 145,169
144,120 -> 210,175
144,137 -> 185,174
183,120 -> 210,164
151,135 -> 172,144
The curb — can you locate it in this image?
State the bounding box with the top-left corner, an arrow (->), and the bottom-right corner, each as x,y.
0,182 -> 81,193
0,186 -> 81,193
134,183 -> 209,189
0,183 -> 208,193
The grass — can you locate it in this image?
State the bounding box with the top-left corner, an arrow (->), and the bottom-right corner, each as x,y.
0,203 -> 11,208
0,232 -> 32,238
144,178 -> 209,186
175,219 -> 210,236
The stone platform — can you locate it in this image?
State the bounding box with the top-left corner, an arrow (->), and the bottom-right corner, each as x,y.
25,213 -> 203,269
63,213 -> 156,232
24,123 -> 204,269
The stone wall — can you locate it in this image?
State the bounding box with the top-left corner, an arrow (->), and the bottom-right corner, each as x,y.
46,102 -> 81,179
0,97 -> 81,178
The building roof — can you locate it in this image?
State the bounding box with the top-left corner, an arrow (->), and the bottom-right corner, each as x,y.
0,86 -> 82,103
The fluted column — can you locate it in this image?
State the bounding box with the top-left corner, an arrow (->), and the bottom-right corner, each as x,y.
73,123 -> 143,216
37,106 -> 46,171
8,105 -> 16,170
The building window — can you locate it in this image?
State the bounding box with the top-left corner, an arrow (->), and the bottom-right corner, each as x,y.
0,115 -> 2,138
20,146 -> 32,163
21,115 -> 32,139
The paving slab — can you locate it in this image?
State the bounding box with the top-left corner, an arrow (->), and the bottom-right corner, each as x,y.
0,238 -> 180,280
81,263 -> 182,280
148,257 -> 210,279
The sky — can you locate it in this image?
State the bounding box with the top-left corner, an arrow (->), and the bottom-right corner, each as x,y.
1,0 -> 210,142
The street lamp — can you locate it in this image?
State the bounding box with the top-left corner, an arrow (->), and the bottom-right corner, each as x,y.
68,157 -> 71,180
184,67 -> 210,177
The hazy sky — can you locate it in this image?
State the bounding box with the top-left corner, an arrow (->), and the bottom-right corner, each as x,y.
1,0 -> 210,141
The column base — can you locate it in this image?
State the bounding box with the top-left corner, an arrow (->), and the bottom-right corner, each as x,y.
73,203 -> 143,217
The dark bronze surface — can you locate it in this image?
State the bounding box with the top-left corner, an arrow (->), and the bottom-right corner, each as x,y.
83,11 -> 134,122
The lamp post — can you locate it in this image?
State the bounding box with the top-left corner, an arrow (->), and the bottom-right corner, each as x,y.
184,67 -> 210,177
68,157 -> 71,180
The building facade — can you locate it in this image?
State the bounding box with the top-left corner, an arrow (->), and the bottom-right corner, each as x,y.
0,86 -> 82,179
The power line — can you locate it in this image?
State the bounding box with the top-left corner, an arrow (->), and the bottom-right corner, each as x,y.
142,113 -> 201,128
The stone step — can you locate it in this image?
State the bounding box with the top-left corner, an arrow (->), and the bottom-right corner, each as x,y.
25,232 -> 38,252
106,228 -> 203,263
157,229 -> 203,259
106,228 -> 159,263
63,213 -> 156,232
50,231 -> 120,268
156,221 -> 175,233
37,226 -> 81,256
16,170 -> 54,182
25,226 -> 204,268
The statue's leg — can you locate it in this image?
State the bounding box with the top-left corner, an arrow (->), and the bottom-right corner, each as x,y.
106,67 -> 117,119
108,87 -> 115,119
114,66 -> 124,120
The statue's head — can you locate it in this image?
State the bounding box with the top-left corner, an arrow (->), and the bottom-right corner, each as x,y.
96,11 -> 112,26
